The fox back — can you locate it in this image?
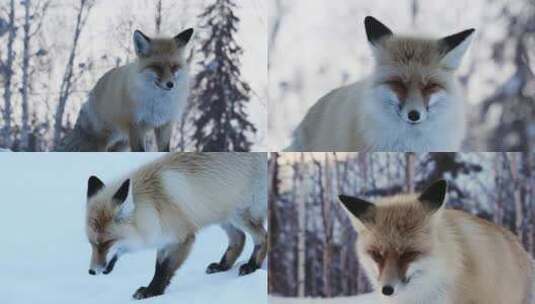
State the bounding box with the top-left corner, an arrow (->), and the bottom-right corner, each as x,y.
288,17 -> 474,152
339,180 -> 534,304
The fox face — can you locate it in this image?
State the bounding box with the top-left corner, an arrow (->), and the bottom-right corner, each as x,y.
365,16 -> 474,125
133,28 -> 194,91
339,180 -> 448,298
85,176 -> 131,275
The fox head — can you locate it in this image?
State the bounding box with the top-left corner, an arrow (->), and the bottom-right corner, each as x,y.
364,16 -> 474,125
339,180 -> 448,299
85,175 -> 134,276
133,28 -> 194,91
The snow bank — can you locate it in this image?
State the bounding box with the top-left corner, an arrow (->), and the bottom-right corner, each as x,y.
0,153 -> 267,304
269,294 -> 379,304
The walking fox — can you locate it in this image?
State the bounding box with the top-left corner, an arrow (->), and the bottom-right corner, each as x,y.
339,180 -> 535,304
85,153 -> 267,299
58,28 -> 194,152
288,16 -> 475,152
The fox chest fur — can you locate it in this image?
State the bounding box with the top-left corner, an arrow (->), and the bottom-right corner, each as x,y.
89,63 -> 189,133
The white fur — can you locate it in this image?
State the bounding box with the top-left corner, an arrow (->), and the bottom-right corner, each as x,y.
107,153 -> 266,251
358,80 -> 466,152
287,79 -> 466,152
129,68 -> 189,127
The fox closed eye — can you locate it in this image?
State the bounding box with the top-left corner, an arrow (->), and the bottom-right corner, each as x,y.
368,249 -> 384,263
422,82 -> 443,96
384,78 -> 408,101
170,64 -> 182,73
400,250 -> 421,262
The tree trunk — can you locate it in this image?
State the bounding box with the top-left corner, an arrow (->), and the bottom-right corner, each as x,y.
53,0 -> 93,147
155,0 -> 162,34
405,153 -> 416,192
2,0 -> 16,148
20,0 -> 32,150
296,153 -> 306,297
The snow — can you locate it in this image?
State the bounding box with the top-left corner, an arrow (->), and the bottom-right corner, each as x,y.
269,294 -> 379,304
0,153 -> 267,304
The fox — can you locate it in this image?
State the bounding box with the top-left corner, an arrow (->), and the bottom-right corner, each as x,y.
338,180 -> 535,304
287,16 -> 475,152
57,28 -> 194,152
84,153 -> 267,300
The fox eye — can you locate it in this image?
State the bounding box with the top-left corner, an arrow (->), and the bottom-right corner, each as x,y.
384,79 -> 408,100
170,64 -> 182,72
422,82 -> 442,95
400,251 -> 421,262
98,240 -> 114,250
368,250 -> 384,263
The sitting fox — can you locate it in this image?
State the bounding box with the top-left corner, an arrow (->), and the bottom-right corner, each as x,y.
339,180 -> 535,304
288,16 -> 475,152
85,153 -> 267,299
58,28 -> 194,152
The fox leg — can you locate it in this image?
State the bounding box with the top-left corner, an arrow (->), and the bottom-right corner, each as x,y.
129,127 -> 148,152
132,235 -> 195,300
206,223 -> 245,274
155,123 -> 173,152
237,217 -> 267,276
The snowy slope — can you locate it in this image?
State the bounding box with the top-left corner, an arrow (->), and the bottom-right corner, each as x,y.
269,294 -> 379,304
0,153 -> 267,304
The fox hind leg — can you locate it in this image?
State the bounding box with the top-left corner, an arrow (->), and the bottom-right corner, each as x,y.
236,216 -> 267,276
206,223 -> 246,274
132,234 -> 195,300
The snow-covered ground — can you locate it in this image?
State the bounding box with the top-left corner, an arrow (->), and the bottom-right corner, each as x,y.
0,153 -> 267,304
269,294 -> 379,304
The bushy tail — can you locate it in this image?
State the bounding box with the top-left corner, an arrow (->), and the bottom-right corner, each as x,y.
54,122 -> 98,152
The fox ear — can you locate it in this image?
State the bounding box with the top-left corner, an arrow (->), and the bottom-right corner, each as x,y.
87,175 -> 104,198
418,180 -> 448,212
133,30 -> 151,57
175,28 -> 194,47
364,16 -> 393,46
113,179 -> 130,205
338,195 -> 376,225
438,28 -> 475,70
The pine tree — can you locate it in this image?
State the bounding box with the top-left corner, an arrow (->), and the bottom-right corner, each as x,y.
191,0 -> 256,152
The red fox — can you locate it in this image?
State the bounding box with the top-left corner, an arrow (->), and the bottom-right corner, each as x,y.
339,180 -> 535,304
288,17 -> 475,152
85,153 -> 267,299
58,28 -> 193,152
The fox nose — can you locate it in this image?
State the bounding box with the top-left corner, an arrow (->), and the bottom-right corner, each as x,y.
408,110 -> 421,122
88,269 -> 96,275
382,285 -> 394,296
166,81 -> 174,89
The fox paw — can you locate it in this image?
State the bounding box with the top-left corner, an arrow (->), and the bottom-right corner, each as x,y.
239,262 -> 259,276
132,286 -> 163,300
206,262 -> 230,274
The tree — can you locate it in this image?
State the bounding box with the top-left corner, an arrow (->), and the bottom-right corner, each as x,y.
53,0 -> 94,148
1,0 -> 16,148
190,0 -> 256,152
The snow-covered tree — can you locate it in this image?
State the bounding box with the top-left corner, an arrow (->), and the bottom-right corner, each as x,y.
190,0 -> 256,152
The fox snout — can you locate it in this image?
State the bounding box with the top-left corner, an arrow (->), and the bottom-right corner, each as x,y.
400,103 -> 427,125
378,257 -> 404,297
89,248 -> 119,275
156,79 -> 175,91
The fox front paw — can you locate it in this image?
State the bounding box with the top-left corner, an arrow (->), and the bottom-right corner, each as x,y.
132,286 -> 163,300
206,262 -> 230,274
239,261 -> 259,276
